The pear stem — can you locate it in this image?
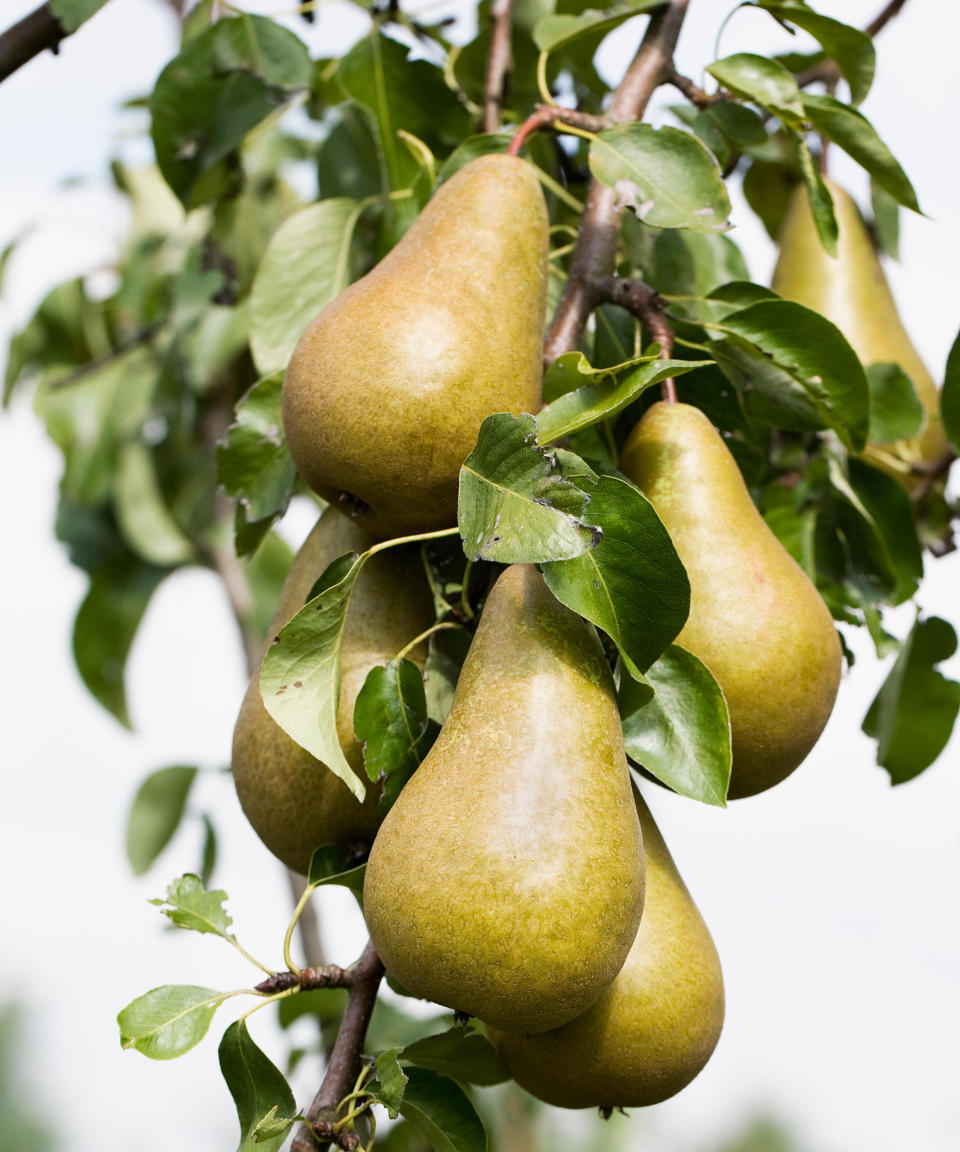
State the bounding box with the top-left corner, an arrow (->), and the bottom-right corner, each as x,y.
482,0 -> 515,133
542,0 -> 691,365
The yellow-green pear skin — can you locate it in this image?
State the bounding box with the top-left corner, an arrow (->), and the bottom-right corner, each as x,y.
489,789 -> 724,1108
231,509 -> 434,875
620,402 -> 841,799
772,179 -> 947,472
282,155 -> 549,539
363,564 -> 645,1033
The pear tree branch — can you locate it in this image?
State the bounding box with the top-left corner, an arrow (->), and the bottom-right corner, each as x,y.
594,275 -> 677,400
482,0 -> 515,133
0,3 -> 67,83
542,0 -> 691,366
290,940 -> 385,1152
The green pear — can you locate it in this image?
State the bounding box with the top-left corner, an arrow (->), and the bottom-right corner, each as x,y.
232,509 -> 435,875
620,401 -> 841,799
363,564 -> 645,1032
772,179 -> 947,476
282,155 -> 549,539
489,788 -> 724,1108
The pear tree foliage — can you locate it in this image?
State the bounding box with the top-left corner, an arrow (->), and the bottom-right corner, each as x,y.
3,0 -> 959,1148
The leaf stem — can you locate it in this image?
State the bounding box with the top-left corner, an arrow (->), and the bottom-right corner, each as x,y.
282,881 -> 320,977
395,620 -> 460,663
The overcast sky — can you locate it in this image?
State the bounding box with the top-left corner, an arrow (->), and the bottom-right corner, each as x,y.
1,2 -> 958,1151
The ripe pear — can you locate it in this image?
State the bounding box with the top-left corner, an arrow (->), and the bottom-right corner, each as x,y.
490,788 -> 724,1108
232,509 -> 434,875
620,401 -> 841,799
363,564 -> 645,1033
772,179 -> 947,474
283,155 -> 549,539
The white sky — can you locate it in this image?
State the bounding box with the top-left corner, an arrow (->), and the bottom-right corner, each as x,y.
1,2 -> 958,1151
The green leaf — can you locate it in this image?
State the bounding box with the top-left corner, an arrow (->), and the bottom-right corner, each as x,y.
942,324 -> 960,452
532,0 -> 665,53
118,985 -> 225,1060
801,94 -> 919,212
542,474 -> 689,679
713,299 -> 869,450
306,844 -> 367,901
249,199 -> 362,376
374,1049 -> 409,1114
866,363 -> 923,445
250,1107 -> 296,1146
589,124 -> 730,232
219,1020 -> 296,1152
371,1067 -> 488,1152
692,102 -> 769,169
150,16 -> 311,206
260,551 -> 369,801
847,459 -> 924,605
424,627 -> 472,725
863,616 -> 960,784
871,180 -> 900,260
200,814 -> 218,887
797,138 -> 837,256
73,559 -> 167,727
458,413 -> 598,564
437,135 -> 511,185
150,873 -> 234,940
244,530 -> 295,642
114,442 -> 195,567
707,53 -> 804,123
354,660 -> 440,814
216,374 -> 297,551
49,0 -> 111,33
402,1028 -> 508,1086
537,353 -> 713,444
756,4 -> 875,105
620,645 -> 730,806
126,766 -> 198,875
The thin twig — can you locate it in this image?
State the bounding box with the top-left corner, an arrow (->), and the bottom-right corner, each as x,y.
595,275 -> 677,400
543,0 -> 691,366
667,68 -> 721,108
0,3 -> 66,84
482,0 -> 514,133
508,104 -> 610,156
291,940 -> 385,1152
45,324 -> 163,391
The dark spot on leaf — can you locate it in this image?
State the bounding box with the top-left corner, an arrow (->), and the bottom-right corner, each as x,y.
293,680 -> 302,688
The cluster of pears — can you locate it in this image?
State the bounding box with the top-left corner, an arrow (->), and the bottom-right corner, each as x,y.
231,153 -> 846,1112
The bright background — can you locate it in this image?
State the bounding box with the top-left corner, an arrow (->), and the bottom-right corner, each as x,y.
1,2 -> 958,1150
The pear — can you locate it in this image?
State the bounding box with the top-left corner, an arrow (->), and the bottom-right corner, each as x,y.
283,155 -> 549,539
772,179 -> 947,475
232,509 -> 434,875
490,788 -> 724,1108
363,564 -> 645,1033
620,401 -> 841,799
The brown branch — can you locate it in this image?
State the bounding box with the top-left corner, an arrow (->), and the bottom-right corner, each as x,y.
595,275 -> 677,400
0,3 -> 66,84
508,104 -> 611,157
866,0 -> 909,37
543,0 -> 691,367
291,940 -> 385,1152
482,0 -> 514,134
666,68 -> 721,108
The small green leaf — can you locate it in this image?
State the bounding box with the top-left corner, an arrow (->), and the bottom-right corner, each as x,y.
707,54 -> 804,123
871,180 -> 900,260
150,873 -> 234,940
249,199 -> 363,376
402,1027 -> 508,1086
532,0 -> 665,53
537,353 -> 712,444
216,374 -> 297,552
620,645 -> 730,806
219,1020 -> 296,1152
374,1048 -> 410,1114
371,1067 -> 488,1152
847,459 -> 924,606
713,299 -> 869,450
200,814 -> 218,887
306,844 -> 367,902
863,616 -> 960,784
354,660 -> 440,814
542,474 -> 689,680
250,1107 -> 296,1146
424,627 -> 471,725
866,363 -> 923,445
49,0 -> 111,33
801,94 -> 919,212
126,766 -> 198,875
942,324 -> 960,452
260,552 -> 369,801
756,4 -> 875,105
589,124 -> 731,232
73,560 -> 167,727
796,138 -> 837,256
118,985 -> 225,1060
114,442 -> 195,567
458,413 -> 598,564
